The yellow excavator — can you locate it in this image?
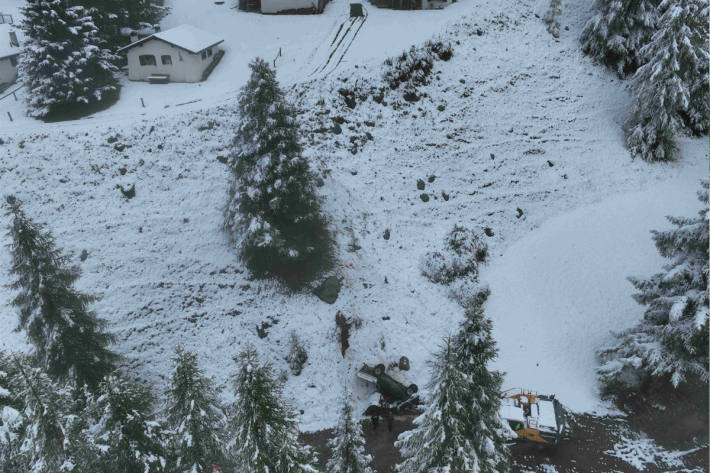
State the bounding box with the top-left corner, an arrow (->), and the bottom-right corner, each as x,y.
499,389 -> 566,445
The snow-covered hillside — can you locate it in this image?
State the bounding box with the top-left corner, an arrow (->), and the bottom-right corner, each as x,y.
0,0 -> 707,436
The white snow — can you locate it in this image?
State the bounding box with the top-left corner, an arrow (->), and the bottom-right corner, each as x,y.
484,176 -> 706,414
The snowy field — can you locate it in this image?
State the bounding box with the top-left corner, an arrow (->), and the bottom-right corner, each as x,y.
0,0 -> 707,435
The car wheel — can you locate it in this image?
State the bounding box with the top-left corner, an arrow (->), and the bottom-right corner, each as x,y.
407,384 -> 418,395
374,364 -> 385,376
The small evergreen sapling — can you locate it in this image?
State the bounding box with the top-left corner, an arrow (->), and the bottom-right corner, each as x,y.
165,346 -> 226,473
598,182 -> 709,390
20,0 -> 119,118
224,58 -> 331,287
286,331 -> 308,376
543,0 -> 562,38
227,345 -> 318,473
326,393 -> 374,473
5,197 -> 117,390
624,0 -> 709,161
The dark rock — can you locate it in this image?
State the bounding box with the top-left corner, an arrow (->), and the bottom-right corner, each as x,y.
314,276 -> 341,304
490,153 -> 495,159
403,91 -> 419,102
437,104 -> 446,112
365,131 -> 373,141
332,116 -> 346,124
118,184 -> 136,199
113,143 -> 126,152
107,135 -> 119,144
547,160 -> 554,167
217,155 -> 228,164
119,167 -> 127,175
476,28 -> 484,36
420,193 -> 430,202
516,208 -> 524,218
428,175 -> 436,183
157,143 -> 164,150
315,176 -> 325,187
416,179 -> 426,190
79,249 -> 88,262
331,122 -> 342,135
441,191 -> 450,201
383,228 -> 390,240
484,227 -> 494,237
364,120 -> 375,127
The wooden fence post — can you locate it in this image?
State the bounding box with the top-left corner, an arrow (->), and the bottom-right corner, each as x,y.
140,97 -> 145,108
7,112 -> 12,122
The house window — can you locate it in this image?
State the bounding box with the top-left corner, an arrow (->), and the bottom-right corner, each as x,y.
9,56 -> 17,67
201,50 -> 207,60
161,55 -> 172,65
207,47 -> 213,57
139,54 -> 156,66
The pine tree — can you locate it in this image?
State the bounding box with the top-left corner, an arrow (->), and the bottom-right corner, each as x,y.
453,305 -> 511,473
0,352 -> 23,473
224,58 -> 331,287
11,355 -> 74,473
20,0 -> 119,118
326,393 -> 373,473
396,338 -> 489,473
165,346 -> 226,473
543,0 -> 562,38
88,374 -> 167,473
580,0 -> 660,76
624,0 -> 709,161
599,182 -> 709,390
227,345 -> 318,473
5,197 -> 117,390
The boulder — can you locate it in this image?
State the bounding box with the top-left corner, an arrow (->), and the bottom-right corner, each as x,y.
314,276 -> 341,304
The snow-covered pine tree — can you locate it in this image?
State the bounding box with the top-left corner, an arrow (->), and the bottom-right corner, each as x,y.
20,0 -> 119,118
580,0 -> 659,76
0,352 -> 23,473
224,58 -> 331,287
326,392 -> 373,473
11,355 -> 74,473
543,0 -> 562,38
453,304 -> 511,473
5,197 -> 117,390
624,0 -> 709,161
227,345 -> 319,473
598,182 -> 709,390
88,374 -> 167,473
396,338 -> 490,473
165,346 -> 226,473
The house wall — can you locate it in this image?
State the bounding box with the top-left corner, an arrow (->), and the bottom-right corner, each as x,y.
0,55 -> 18,86
261,0 -> 322,14
126,39 -> 217,83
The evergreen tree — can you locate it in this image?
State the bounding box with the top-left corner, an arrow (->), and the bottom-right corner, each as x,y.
5,196 -> 117,390
12,355 -> 74,473
0,353 -> 24,473
326,393 -> 373,473
543,0 -> 562,38
227,345 -> 318,473
396,339 -> 489,473
88,374 -> 167,473
165,346 -> 226,473
599,182 -> 709,390
224,58 -> 331,287
20,0 -> 118,118
624,0 -> 709,161
580,0 -> 660,76
453,304 -> 511,473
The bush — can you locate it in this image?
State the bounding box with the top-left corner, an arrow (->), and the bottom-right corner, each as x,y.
383,39 -> 453,91
286,332 -> 308,376
420,225 -> 488,285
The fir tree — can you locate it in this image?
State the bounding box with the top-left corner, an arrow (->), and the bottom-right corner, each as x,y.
165,346 -> 226,473
224,58 -> 331,287
20,0 -> 118,118
543,0 -> 562,38
227,345 -> 318,473
599,182 -> 709,390
12,355 -> 74,473
396,338 -> 491,473
624,0 -> 709,161
5,197 -> 117,390
0,353 -> 23,473
88,374 -> 167,473
326,393 -> 373,473
580,0 -> 660,76
453,304 -> 511,473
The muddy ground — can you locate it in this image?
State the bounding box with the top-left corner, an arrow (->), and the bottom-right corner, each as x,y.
301,381 -> 708,473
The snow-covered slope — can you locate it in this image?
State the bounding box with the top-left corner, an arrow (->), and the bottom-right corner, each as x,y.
0,0 -> 706,433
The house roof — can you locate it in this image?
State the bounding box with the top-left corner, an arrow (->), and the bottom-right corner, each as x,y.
0,24 -> 21,60
117,25 -> 223,55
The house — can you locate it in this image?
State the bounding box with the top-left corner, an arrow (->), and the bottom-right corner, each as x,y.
117,25 -> 224,83
369,0 -> 453,9
0,23 -> 21,90
239,0 -> 329,14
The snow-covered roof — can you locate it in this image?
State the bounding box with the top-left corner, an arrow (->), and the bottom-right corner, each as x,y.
117,24 -> 223,55
0,23 -> 21,60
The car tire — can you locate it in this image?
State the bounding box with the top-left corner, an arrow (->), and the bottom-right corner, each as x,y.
407,384 -> 418,395
374,364 -> 385,376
